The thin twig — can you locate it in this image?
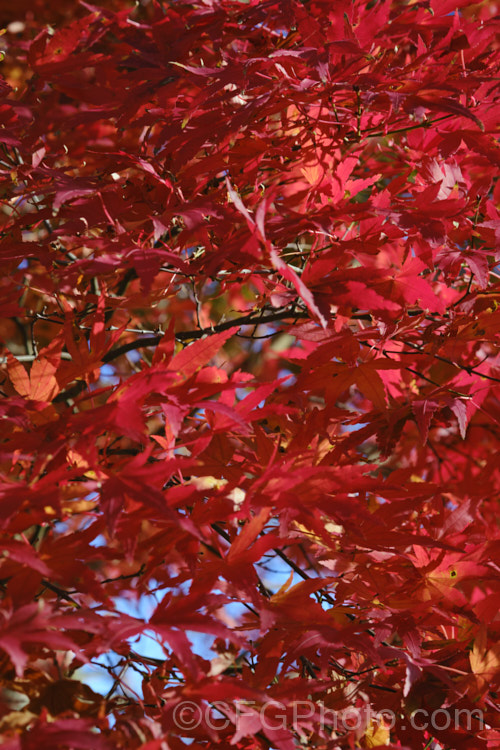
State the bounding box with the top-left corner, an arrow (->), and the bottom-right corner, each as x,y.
39,579 -> 81,607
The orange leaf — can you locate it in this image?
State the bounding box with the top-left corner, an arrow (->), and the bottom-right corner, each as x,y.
6,354 -> 30,397
28,358 -> 60,402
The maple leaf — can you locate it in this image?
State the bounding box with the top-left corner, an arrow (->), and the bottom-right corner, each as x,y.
0,602 -> 83,677
167,328 -> 237,383
6,352 -> 60,403
469,626 -> 500,694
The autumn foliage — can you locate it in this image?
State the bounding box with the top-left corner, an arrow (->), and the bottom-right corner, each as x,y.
0,0 -> 499,748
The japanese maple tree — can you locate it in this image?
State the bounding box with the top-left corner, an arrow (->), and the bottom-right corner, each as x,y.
0,0 -> 499,748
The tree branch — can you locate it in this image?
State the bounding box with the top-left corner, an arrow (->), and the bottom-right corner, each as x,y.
101,307 -> 311,364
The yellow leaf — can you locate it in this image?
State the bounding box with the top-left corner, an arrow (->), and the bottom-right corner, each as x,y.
363,718 -> 391,747
189,476 -> 228,491
470,626 -> 500,680
293,520 -> 343,548
300,163 -> 322,185
67,450 -> 90,471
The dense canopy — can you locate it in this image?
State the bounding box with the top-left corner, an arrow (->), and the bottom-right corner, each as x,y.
0,1 -> 499,749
